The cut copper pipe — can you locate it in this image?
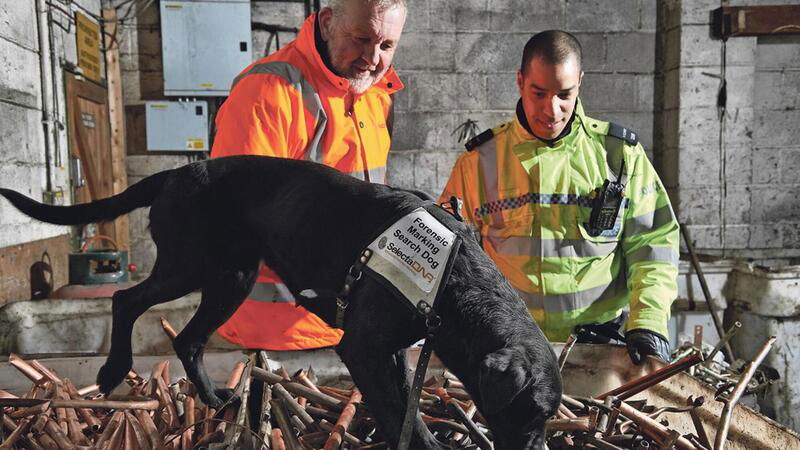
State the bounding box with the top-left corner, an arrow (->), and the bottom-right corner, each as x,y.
43,416 -> 73,449
21,433 -> 45,450
29,414 -> 48,434
270,399 -> 301,450
305,405 -> 339,423
714,335 -> 776,450
598,351 -> 704,401
318,386 -> 350,403
615,401 -> 696,450
67,418 -> 90,446
270,428 -> 287,450
8,401 -> 51,419
252,367 -> 345,411
35,430 -> 58,449
180,428 -> 192,450
294,369 -> 321,393
299,431 -> 328,448
76,384 -> 99,397
318,419 -> 363,447
0,417 -> 31,449
323,389 -> 361,450
7,354 -> 44,385
29,361 -> 61,384
134,409 -> 164,450
0,396 -> 160,411
107,415 -> 128,450
289,415 -> 307,433
152,375 -> 180,430
583,434 -> 626,450
122,417 -> 137,450
184,395 -> 195,430
272,383 -> 315,429
546,417 -> 593,432
95,410 -> 124,449
53,384 -> 68,434
125,411 -> 153,450
160,317 -> 179,341
423,415 -> 470,435
226,362 -> 247,390
276,367 -> 291,381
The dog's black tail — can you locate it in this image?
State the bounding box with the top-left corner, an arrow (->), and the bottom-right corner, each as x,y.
0,170 -> 174,225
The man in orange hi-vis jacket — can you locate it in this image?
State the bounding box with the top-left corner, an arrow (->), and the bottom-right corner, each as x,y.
211,0 -> 407,350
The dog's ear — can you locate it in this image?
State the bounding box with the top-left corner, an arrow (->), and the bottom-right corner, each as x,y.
478,346 -> 533,414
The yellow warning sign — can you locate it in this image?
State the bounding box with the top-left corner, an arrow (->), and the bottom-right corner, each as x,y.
76,12 -> 101,82
186,139 -> 206,150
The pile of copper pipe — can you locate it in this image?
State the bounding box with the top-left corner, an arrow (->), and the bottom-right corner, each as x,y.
0,353 -> 249,450
249,358 -> 498,450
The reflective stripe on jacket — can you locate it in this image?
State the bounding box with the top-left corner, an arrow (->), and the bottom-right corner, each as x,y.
211,13 -> 403,351
439,100 -> 679,342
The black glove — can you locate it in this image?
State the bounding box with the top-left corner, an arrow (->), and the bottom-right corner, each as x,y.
625,329 -> 671,364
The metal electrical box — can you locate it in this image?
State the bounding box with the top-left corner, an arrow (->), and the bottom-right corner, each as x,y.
145,101 -> 209,151
160,0 -> 252,96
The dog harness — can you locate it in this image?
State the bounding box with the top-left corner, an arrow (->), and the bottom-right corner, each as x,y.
300,201 -> 464,450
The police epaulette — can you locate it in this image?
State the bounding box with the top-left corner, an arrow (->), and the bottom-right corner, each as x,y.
607,123 -> 639,146
465,129 -> 494,151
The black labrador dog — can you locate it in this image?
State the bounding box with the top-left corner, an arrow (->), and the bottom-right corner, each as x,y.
0,156 -> 561,449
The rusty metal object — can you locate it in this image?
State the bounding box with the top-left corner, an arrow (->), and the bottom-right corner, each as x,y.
615,401 -> 698,450
598,351 -> 705,401
714,336 -> 777,450
323,389 -> 361,450
558,333 -> 578,372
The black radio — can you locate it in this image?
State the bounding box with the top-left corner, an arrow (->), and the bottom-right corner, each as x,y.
586,179 -> 625,236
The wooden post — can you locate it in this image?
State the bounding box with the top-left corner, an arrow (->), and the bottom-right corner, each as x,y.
102,8 -> 130,251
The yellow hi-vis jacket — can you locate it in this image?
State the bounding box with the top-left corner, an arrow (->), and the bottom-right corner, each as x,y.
439,100 -> 679,342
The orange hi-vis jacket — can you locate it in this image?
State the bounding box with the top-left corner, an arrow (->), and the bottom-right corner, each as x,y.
211,13 -> 404,350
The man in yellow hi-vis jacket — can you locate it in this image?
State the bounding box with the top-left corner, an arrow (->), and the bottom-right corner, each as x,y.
440,30 -> 679,364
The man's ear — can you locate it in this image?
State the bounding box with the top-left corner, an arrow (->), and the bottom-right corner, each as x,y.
318,7 -> 334,41
516,70 -> 524,97
478,346 -> 533,414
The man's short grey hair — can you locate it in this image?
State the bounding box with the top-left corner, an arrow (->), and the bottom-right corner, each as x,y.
329,0 -> 407,17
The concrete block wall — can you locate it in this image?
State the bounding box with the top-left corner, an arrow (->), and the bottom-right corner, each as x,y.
0,1 -> 103,248
390,0 -> 658,196
656,0 -> 800,258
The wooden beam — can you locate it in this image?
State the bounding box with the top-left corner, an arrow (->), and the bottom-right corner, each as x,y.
713,5 -> 800,39
103,8 -> 130,251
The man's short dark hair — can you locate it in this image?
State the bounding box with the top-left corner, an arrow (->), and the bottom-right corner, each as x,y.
520,30 -> 583,74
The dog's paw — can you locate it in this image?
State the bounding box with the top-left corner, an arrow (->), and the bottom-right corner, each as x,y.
96,359 -> 132,394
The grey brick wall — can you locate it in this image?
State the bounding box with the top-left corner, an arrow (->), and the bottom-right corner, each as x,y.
656,0 -> 800,258
391,0 -> 657,197
0,0 -> 100,248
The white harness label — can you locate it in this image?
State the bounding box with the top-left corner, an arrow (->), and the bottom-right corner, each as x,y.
368,208 -> 456,294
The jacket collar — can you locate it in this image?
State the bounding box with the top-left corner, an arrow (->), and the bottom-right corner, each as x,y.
513,98 -> 586,147
295,13 -> 404,95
